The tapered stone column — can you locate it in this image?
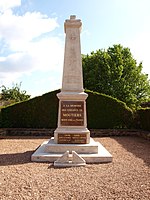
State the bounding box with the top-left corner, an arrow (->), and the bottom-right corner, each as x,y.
62,15 -> 83,92
54,15 -> 90,144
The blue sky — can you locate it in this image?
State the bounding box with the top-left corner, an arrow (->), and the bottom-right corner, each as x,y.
0,0 -> 150,97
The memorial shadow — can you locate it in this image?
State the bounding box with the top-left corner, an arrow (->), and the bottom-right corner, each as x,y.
112,136 -> 150,167
0,150 -> 34,166
0,136 -> 51,140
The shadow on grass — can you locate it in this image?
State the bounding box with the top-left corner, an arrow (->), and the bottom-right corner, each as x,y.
112,136 -> 150,167
0,151 -> 34,166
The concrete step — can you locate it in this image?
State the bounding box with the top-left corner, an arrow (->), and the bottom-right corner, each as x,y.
31,137 -> 112,164
44,137 -> 99,154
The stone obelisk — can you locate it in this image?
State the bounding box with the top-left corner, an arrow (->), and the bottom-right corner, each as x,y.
31,15 -> 112,165
54,15 -> 90,144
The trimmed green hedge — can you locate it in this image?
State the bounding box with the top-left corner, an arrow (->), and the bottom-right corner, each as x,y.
86,90 -> 133,129
0,105 -> 4,127
0,111 -> 2,127
1,90 -> 59,128
136,108 -> 150,131
1,89 -> 133,129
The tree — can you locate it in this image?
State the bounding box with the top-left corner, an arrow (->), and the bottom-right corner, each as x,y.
82,44 -> 150,108
0,82 -> 30,103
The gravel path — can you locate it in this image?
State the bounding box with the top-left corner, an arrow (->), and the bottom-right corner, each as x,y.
0,136 -> 149,200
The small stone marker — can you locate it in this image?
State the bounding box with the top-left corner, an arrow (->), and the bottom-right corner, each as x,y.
54,151 -> 69,164
72,151 -> 86,164
54,151 -> 86,167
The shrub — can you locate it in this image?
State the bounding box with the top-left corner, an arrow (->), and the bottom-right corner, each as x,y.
1,89 -> 133,129
86,90 -> 133,129
0,111 -> 2,128
136,108 -> 150,131
1,90 -> 59,128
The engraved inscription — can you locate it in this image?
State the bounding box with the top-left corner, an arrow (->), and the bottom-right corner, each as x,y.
58,133 -> 87,144
70,33 -> 77,40
61,101 -> 84,126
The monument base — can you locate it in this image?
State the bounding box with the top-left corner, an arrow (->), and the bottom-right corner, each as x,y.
54,127 -> 90,144
31,137 -> 112,164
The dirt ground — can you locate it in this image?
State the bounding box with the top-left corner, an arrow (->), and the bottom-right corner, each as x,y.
0,136 -> 149,200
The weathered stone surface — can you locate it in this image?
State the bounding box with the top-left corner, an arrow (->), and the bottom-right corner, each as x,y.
54,15 -> 90,144
44,137 -> 99,154
72,151 -> 86,164
54,151 -> 69,164
31,15 -> 113,165
62,15 -> 83,92
31,137 -> 112,163
54,150 -> 86,167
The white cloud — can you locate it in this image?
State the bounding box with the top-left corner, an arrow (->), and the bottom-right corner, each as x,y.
0,5 -> 64,88
0,37 -> 63,73
0,9 -> 59,49
0,71 -> 21,86
0,0 -> 21,12
128,31 -> 150,77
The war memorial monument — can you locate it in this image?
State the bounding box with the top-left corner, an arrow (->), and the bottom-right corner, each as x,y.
31,15 -> 112,167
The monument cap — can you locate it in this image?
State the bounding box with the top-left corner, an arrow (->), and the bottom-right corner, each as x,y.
70,15 -> 76,20
64,15 -> 82,33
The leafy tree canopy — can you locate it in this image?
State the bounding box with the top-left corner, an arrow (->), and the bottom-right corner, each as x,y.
0,82 -> 30,103
82,44 -> 150,108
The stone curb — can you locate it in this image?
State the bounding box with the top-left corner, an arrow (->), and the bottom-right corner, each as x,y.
0,128 -> 149,140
